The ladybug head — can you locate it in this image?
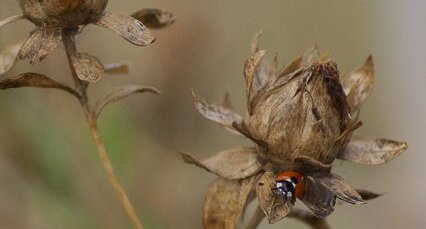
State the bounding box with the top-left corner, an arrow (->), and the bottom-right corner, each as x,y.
272,171 -> 305,205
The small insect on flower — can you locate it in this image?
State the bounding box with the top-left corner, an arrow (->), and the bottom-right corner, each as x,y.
272,171 -> 306,205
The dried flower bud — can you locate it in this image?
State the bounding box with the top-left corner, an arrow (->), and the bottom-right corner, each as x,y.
246,59 -> 351,165
18,0 -> 108,27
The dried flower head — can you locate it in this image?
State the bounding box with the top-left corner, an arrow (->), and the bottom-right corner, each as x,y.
0,1 -> 175,82
181,32 -> 408,228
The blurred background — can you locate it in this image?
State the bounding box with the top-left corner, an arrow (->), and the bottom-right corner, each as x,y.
0,0 -> 424,228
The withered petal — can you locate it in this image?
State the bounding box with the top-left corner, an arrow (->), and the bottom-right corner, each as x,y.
192,90 -> 243,130
342,55 -> 374,114
249,32 -> 273,93
0,42 -> 23,76
338,136 -> 408,165
244,49 -> 268,115
203,176 -> 255,229
0,72 -> 79,97
93,85 -> 160,119
70,52 -> 104,83
256,171 -> 293,224
104,63 -> 130,74
315,173 -> 366,205
301,176 -> 336,218
19,27 -> 62,64
292,156 -> 332,175
180,146 -> 263,180
279,44 -> 319,77
131,8 -> 175,29
94,12 -> 155,46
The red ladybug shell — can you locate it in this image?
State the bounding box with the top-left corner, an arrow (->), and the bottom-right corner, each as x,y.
276,171 -> 306,198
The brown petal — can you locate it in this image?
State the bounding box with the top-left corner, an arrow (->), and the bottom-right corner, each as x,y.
292,156 -> 331,175
279,44 -> 319,76
203,176 -> 255,229
19,28 -> 62,64
338,136 -> 408,165
250,32 -> 272,93
244,50 -> 268,115
356,189 -> 383,201
104,63 -> 130,74
0,72 -> 79,97
342,56 -> 374,113
94,12 -> 155,46
131,9 -> 175,29
70,53 -> 104,83
0,42 -> 23,76
93,85 -> 160,119
301,177 -> 336,218
180,146 -> 263,180
256,171 -> 293,224
316,173 -> 366,204
192,90 -> 243,129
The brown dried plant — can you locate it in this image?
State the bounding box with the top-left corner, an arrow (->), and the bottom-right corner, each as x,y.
0,1 -> 174,228
181,32 -> 408,229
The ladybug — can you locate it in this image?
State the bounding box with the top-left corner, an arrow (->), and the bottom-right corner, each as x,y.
271,171 -> 306,205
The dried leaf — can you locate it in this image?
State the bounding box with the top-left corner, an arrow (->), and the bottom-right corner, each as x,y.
0,72 -> 79,97
203,176 -> 255,229
256,171 -> 292,224
131,8 -> 175,29
192,90 -> 243,129
301,177 -> 336,218
19,27 -> 62,63
338,137 -> 408,165
180,146 -> 263,180
244,50 -> 267,114
0,42 -> 23,76
94,12 -> 155,46
342,56 -> 374,113
104,63 -> 130,74
93,85 -> 160,119
71,53 -> 104,83
356,189 -> 383,201
221,92 -> 232,109
292,156 -> 331,175
316,173 -> 365,205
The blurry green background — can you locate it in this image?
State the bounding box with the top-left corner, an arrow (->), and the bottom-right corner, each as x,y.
0,0 -> 424,228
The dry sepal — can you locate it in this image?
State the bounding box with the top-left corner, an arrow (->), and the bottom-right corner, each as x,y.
93,85 -> 160,119
70,53 -> 104,83
0,72 -> 80,97
182,32 -> 408,228
203,176 -> 256,229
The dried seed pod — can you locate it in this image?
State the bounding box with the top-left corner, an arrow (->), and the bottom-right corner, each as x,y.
246,60 -> 351,164
18,0 -> 108,27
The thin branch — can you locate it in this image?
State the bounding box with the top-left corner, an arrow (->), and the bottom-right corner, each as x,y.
288,208 -> 330,229
63,28 -> 144,229
0,14 -> 25,28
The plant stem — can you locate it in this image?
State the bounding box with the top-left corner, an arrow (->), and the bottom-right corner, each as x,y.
63,28 -> 144,229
